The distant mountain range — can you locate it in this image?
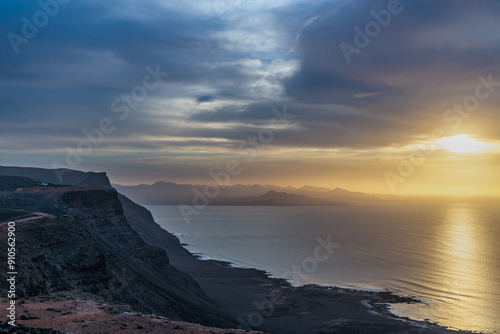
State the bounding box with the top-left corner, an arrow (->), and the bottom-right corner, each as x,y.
207,190 -> 346,206
113,182 -> 381,206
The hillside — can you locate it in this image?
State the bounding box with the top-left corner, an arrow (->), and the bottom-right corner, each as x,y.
0,177 -> 235,328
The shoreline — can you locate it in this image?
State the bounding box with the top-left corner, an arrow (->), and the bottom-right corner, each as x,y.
188,255 -> 480,334
187,242 -> 443,326
122,196 -> 484,334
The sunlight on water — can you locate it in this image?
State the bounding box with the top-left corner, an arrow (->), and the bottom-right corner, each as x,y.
437,206 -> 483,330
391,203 -> 499,333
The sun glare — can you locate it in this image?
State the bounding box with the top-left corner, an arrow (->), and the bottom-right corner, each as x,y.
439,134 -> 488,154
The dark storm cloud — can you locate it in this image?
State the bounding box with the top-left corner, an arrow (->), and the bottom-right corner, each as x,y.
284,0 -> 500,111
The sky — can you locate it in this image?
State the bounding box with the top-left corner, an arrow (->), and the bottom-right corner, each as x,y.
1,0 -> 500,195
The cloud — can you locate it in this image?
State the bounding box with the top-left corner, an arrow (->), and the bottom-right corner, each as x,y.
353,91 -> 384,98
197,94 -> 216,103
182,0 -> 500,152
281,0 -> 500,141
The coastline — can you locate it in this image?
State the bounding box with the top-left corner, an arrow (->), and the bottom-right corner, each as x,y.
121,196 -> 484,334
182,250 -> 480,334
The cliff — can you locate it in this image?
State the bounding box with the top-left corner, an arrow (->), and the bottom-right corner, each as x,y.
0,166 -> 112,189
0,178 -> 235,328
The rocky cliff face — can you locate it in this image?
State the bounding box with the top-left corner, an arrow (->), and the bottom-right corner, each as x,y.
1,212 -> 113,296
118,193 -> 195,267
0,177 -> 235,328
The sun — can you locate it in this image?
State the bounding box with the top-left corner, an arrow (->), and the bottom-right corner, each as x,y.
438,134 -> 488,154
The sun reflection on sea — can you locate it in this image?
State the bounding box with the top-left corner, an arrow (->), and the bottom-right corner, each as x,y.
391,203 -> 498,332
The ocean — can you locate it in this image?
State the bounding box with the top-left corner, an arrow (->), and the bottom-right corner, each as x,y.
146,198 -> 500,333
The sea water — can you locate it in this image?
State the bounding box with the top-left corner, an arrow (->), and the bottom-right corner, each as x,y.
146,198 -> 500,333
